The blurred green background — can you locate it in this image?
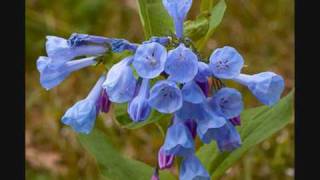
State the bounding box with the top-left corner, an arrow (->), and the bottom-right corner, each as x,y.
26,0 -> 294,179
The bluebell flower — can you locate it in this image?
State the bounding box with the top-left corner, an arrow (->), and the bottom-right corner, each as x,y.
162,122 -> 194,157
181,80 -> 206,104
133,42 -> 167,79
158,146 -> 175,169
46,35 -> 107,68
213,121 -> 242,152
165,43 -> 198,83
162,0 -> 193,38
176,101 -> 225,126
61,75 -> 105,134
102,56 -> 137,103
209,46 -> 244,79
68,33 -> 138,53
232,72 -> 285,106
37,56 -> 97,90
208,87 -> 243,119
128,78 -> 152,122
194,62 -> 212,83
179,154 -> 210,180
148,80 -> 183,113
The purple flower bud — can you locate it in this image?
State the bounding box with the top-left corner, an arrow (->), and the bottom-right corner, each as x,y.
195,80 -> 209,97
158,147 -> 175,170
229,116 -> 241,126
97,90 -> 111,113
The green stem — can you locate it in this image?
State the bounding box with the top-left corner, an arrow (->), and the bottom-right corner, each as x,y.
155,122 -> 165,137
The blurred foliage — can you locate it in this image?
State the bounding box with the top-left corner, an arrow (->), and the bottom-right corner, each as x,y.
26,0 -> 294,179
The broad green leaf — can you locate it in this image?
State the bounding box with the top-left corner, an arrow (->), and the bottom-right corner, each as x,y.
197,0 -> 227,50
200,0 -> 214,12
184,15 -> 209,42
78,128 -> 176,180
137,0 -> 174,39
197,90 -> 294,179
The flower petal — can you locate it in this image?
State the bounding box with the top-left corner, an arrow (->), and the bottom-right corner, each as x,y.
148,80 -> 183,113
103,57 -> 137,103
179,154 -> 210,180
162,122 -> 194,157
209,46 -> 244,79
133,42 -> 167,79
181,80 -> 206,104
208,87 -> 243,119
165,44 -> 198,83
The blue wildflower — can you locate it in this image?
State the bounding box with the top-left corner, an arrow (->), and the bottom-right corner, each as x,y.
179,154 -> 210,180
128,78 -> 152,122
162,0 -> 192,38
213,121 -> 242,152
165,43 -> 198,83
46,35 -> 107,68
148,80 -> 183,113
68,33 -> 138,53
208,87 -> 243,119
233,72 -> 285,106
36,56 -> 97,90
209,46 -> 244,79
162,122 -> 195,157
102,56 -> 137,103
133,42 -> 167,79
181,80 -> 206,104
61,75 -> 105,134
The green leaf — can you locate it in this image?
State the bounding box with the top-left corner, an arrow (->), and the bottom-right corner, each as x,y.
200,0 -> 214,12
196,90 -> 294,179
78,128 -> 176,180
137,0 -> 174,38
184,15 -> 209,42
197,0 -> 227,51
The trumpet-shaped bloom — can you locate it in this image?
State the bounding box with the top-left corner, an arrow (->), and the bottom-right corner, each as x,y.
208,87 -> 243,119
165,44 -> 198,83
209,46 -> 244,79
213,121 -> 242,152
133,42 -> 167,79
61,76 -> 105,134
181,80 -> 206,104
37,56 -> 97,90
196,114 -> 227,144
158,146 -> 175,169
162,122 -> 194,157
176,101 -> 225,127
102,57 -> 137,103
233,72 -> 285,106
194,62 -> 212,82
179,155 -> 210,180
162,0 -> 192,38
68,33 -> 138,53
148,80 -> 182,113
46,36 -> 107,68
128,78 -> 152,122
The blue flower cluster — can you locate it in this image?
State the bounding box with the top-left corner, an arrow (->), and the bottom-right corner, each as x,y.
36,0 -> 285,179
